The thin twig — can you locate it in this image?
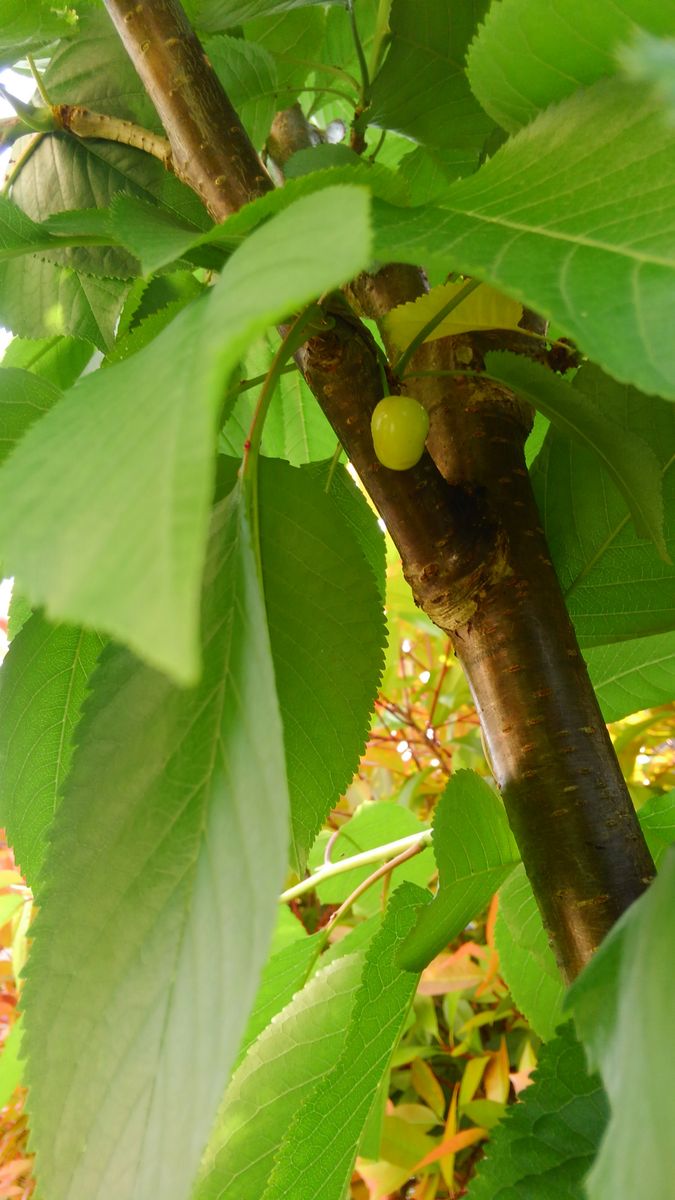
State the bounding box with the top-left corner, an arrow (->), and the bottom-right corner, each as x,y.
26,55 -> 51,107
326,839 -> 427,928
1,132 -> 45,193
280,829 -> 432,903
346,0 -> 371,105
53,104 -> 172,167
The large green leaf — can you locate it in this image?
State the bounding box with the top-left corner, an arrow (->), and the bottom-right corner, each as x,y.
216,455 -> 385,868
258,459 -> 386,868
263,884 -> 429,1200
0,0 -> 79,66
495,865 -> 565,1043
0,614 -> 104,886
111,161 -> 403,276
0,367 -> 61,467
187,0 -> 332,32
467,1025 -> 608,1200
398,771 -> 519,972
244,7 -> 326,108
196,953 -> 363,1200
0,253 -> 127,351
466,0 -> 675,133
44,8 -> 159,127
372,78 -> 675,401
531,367 -> 675,646
368,0 -> 494,151
486,355 -> 667,558
21,485 -> 289,1200
205,34 -> 278,149
585,632 -> 675,723
567,849 -> 675,1200
1,336 -> 93,390
0,185 -> 372,683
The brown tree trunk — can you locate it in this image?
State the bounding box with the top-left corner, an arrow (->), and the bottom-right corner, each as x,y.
103,0 -> 654,981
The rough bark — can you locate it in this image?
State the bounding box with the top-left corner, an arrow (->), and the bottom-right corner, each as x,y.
103,0 -> 655,980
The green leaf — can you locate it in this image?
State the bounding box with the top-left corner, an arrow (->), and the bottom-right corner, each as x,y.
195,953 -> 364,1200
307,801 -> 434,916
619,30 -> 675,124
206,34 -> 278,149
486,355 -> 667,559
637,788 -> 675,867
467,1025 -> 608,1200
111,163 -> 402,276
495,865 -> 565,1042
372,78 -> 675,402
0,196 -> 65,263
217,455 -> 386,869
585,632 -> 675,723
0,254 -> 127,351
190,0 -> 332,34
531,368 -> 675,646
567,849 -> 675,1200
0,367 -> 61,467
259,459 -> 386,867
263,883 -> 429,1200
466,0 -> 675,133
0,614 -> 104,886
0,185 -> 372,683
0,1016 -> 24,1110
0,0 -> 78,66
368,0 -> 494,152
398,771 -> 519,972
315,458 -> 387,600
1,336 -> 93,390
105,280 -> 206,367
9,138 -> 142,280
244,7 -> 326,107
44,8 -> 158,129
219,331 -> 336,466
398,144 -> 482,204
21,485 -> 289,1200
235,931 -> 325,1068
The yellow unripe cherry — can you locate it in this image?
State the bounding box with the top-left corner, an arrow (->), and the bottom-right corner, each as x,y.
371,394 -> 429,471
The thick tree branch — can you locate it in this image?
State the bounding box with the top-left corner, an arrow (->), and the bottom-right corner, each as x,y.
104,0 -> 654,981
103,0 -> 271,217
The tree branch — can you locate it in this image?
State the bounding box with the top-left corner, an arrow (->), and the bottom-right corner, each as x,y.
103,1 -> 655,981
53,104 -> 172,166
103,0 -> 271,218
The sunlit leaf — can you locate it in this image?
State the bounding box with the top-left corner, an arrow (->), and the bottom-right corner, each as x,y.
264,884 -> 430,1200
383,282 -> 522,350
467,0 -> 675,132
399,772 -> 519,972
567,849 -> 675,1200
22,486 -> 289,1200
0,615 -> 104,885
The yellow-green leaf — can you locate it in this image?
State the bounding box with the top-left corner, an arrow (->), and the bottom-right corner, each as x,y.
383,282 -> 522,351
